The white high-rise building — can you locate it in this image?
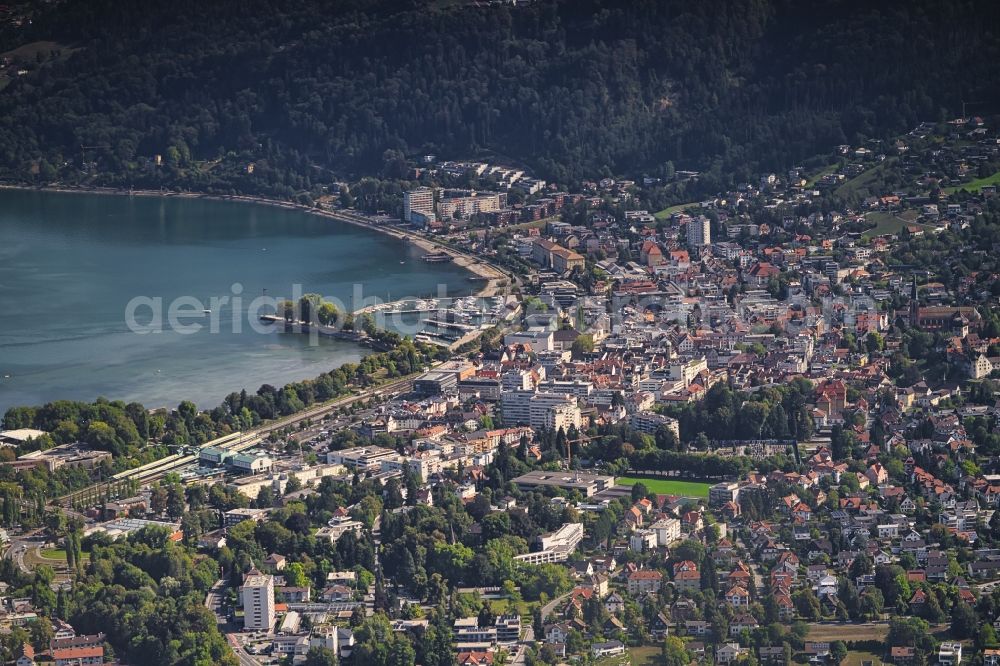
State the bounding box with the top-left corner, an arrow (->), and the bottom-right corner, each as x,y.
687,215 -> 711,247
403,187 -> 436,225
501,390 -> 580,431
242,568 -> 276,632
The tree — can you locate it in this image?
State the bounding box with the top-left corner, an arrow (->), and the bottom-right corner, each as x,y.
166,483 -> 186,518
950,601 -> 977,639
887,617 -> 933,654
793,588 -> 821,620
303,647 -> 338,666
663,635 -> 690,666
44,510 -> 67,539
570,334 -> 594,359
859,588 -> 884,620
831,641 -> 848,665
317,302 -> 338,326
866,331 -> 885,354
672,540 -> 705,567
285,562 -> 309,588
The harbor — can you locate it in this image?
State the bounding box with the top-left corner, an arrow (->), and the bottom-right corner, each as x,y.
354,295 -> 520,348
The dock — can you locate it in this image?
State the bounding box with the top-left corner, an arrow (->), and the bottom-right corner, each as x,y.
421,318 -> 476,332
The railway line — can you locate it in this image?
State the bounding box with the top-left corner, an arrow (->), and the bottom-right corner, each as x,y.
54,230 -> 514,510
56,374 -> 419,507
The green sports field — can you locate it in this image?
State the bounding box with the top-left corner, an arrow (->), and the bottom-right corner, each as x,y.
617,476 -> 712,498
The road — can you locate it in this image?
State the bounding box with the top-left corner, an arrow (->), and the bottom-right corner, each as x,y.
50,205 -> 522,511
7,541 -> 29,574
735,534 -> 764,592
55,370 -> 425,508
226,633 -> 261,666
975,578 -> 1000,592
3,531 -> 44,575
205,579 -> 227,624
539,590 -> 573,622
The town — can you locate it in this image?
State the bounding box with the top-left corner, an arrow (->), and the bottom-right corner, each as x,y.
2,114 -> 1000,666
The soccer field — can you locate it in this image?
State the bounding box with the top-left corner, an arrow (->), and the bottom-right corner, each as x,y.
617,476 -> 712,498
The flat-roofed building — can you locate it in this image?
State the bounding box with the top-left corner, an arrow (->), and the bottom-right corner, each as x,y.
513,471 -> 615,497
457,376 -> 502,401
630,412 -> 681,440
437,190 -> 505,220
403,187 -> 435,225
414,361 -> 475,396
650,517 -> 682,546
241,569 -> 276,632
0,429 -> 47,447
514,523 -> 584,564
326,446 -> 398,470
224,507 -> 268,527
709,482 -> 741,507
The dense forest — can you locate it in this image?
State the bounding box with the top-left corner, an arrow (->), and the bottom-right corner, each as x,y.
0,0 -> 998,195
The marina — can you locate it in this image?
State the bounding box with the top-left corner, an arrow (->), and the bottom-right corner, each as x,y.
0,188 -> 475,412
352,295 -> 519,347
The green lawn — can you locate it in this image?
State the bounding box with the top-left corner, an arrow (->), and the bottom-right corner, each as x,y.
629,645 -> 664,666
945,170 -> 1000,194
485,598 -> 536,617
805,164 -> 839,187
617,477 -> 712,498
834,158 -> 897,199
862,210 -> 928,240
843,651 -> 883,666
38,548 -> 89,561
654,202 -> 698,219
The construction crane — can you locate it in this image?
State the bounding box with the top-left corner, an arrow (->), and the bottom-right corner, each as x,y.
562,433 -> 615,467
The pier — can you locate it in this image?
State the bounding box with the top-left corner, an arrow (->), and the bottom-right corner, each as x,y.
421,318 -> 477,332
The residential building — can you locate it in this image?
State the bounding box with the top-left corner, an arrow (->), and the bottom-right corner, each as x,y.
242,568 -> 276,632
687,216 -> 712,248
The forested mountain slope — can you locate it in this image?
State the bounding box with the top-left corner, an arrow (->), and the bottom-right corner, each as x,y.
0,0 -> 997,193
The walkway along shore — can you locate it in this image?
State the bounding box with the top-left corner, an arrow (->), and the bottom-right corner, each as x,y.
0,184 -> 512,300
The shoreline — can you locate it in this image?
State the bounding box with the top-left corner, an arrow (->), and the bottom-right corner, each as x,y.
0,183 -> 510,299
0,182 -> 515,414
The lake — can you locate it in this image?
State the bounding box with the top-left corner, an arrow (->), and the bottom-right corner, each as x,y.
0,189 -> 473,414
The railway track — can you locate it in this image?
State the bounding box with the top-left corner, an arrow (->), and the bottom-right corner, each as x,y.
56,374 -> 418,507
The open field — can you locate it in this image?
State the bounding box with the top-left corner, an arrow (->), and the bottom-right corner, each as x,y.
0,40 -> 69,62
945,170 -> 1000,193
654,202 -> 698,219
805,164 -> 840,187
0,41 -> 78,91
481,597 -> 535,618
506,216 -> 557,231
807,622 -> 888,643
843,650 -> 883,666
38,548 -> 89,562
862,210 -> 927,239
617,477 -> 712,498
834,158 -> 897,199
629,645 -> 663,665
